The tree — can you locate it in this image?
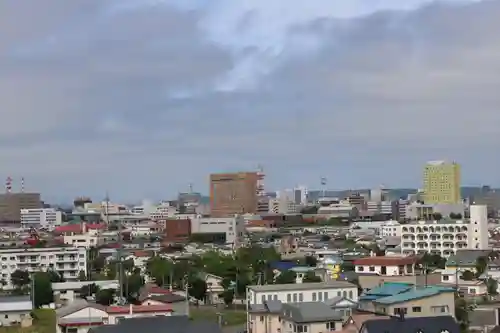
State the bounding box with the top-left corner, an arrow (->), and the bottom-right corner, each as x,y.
92,255 -> 106,273
275,270 -> 296,284
300,206 -> 318,214
449,213 -> 463,219
33,272 -> 53,307
79,283 -> 99,298
303,272 -> 321,283
487,278 -> 498,296
95,289 -> 115,306
122,259 -> 135,274
320,235 -> 331,242
461,270 -> 475,281
48,270 -> 64,283
124,273 -> 144,302
420,253 -> 446,269
432,213 -> 443,220
146,256 -> 173,287
77,270 -> 87,281
304,256 -> 317,267
11,270 -> 30,289
475,257 -> 488,278
455,296 -> 472,333
189,278 -> 207,301
221,289 -> 234,306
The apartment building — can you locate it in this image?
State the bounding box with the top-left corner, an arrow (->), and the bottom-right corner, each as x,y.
0,192 -> 41,222
380,221 -> 402,237
0,246 -> 87,289
210,172 -> 259,217
20,208 -> 62,229
400,204 -> 488,257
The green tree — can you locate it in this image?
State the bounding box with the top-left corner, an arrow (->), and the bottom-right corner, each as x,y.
275,270 -> 296,284
340,262 -> 354,272
455,296 -> 472,333
79,283 -> 99,298
123,259 -> 135,273
33,272 -> 53,307
487,278 -> 498,296
124,273 -> 144,301
461,270 -> 475,281
92,255 -> 106,273
48,270 -> 64,283
11,270 -> 30,289
475,257 -> 488,278
189,278 -> 207,301
221,289 -> 234,306
304,256 -> 318,267
95,289 -> 115,306
432,212 -> 443,220
320,235 -> 331,242
303,272 -> 321,283
146,256 -> 174,286
77,270 -> 87,281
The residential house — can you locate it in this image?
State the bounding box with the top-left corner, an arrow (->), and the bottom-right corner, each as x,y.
55,299 -> 173,333
53,280 -> 119,304
247,281 -> 358,306
360,315 -> 459,333
353,256 -> 441,290
358,282 -> 455,318
198,273 -> 225,304
338,314 -> 390,333
88,316 -> 222,333
138,284 -> 187,315
0,296 -> 33,327
249,301 -> 345,333
468,305 -> 500,332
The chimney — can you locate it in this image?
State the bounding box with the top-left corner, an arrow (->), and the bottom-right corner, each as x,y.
82,222 -> 87,234
129,304 -> 133,315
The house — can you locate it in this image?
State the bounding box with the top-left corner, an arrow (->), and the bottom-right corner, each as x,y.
88,316 -> 222,333
468,305 -> 500,332
55,299 -> 173,333
249,301 -> 345,333
198,273 -> 225,304
0,296 -> 33,327
353,255 -> 441,290
360,315 -> 459,333
358,282 -> 455,318
248,296 -> 358,333
138,285 -> 187,315
338,314 -> 390,333
53,280 -> 119,304
247,281 -> 358,306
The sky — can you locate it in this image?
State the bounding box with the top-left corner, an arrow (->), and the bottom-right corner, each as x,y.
1,0 -> 499,203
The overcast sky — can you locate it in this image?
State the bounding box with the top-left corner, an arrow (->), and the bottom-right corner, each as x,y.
1,0 -> 499,203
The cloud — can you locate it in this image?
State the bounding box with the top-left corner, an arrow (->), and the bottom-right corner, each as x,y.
0,0 -> 499,202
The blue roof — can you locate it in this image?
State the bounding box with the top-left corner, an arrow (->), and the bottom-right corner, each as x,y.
373,286 -> 455,305
362,282 -> 413,297
270,261 -> 298,271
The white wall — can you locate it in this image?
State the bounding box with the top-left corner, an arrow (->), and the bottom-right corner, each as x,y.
248,286 -> 358,305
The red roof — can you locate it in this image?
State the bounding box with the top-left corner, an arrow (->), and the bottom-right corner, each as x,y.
59,322 -> 104,327
132,250 -> 150,258
353,256 -> 418,266
145,284 -> 172,295
54,223 -> 106,233
106,304 -> 172,314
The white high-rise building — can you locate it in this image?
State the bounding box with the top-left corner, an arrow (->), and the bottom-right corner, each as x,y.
20,208 -> 62,229
400,204 -> 489,257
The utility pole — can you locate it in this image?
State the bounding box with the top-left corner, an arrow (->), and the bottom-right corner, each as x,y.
184,275 -> 190,317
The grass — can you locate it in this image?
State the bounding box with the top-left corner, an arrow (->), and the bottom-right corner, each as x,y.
189,306 -> 246,326
0,309 -> 55,333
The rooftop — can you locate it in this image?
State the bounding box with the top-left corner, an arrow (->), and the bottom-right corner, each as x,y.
353,256 -> 418,266
247,281 -> 356,292
373,286 -> 455,305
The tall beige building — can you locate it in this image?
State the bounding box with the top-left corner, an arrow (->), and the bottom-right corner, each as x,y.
423,160 -> 461,204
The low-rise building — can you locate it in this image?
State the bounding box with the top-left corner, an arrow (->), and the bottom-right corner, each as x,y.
358,282 -> 455,318
53,280 -> 119,304
20,208 -> 62,229
0,296 -> 33,327
190,216 -> 245,245
247,281 -> 358,306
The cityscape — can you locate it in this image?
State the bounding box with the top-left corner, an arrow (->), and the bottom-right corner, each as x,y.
2,1 -> 500,333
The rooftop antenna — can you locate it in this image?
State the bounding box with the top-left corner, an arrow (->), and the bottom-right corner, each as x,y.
188,183 -> 193,194
320,177 -> 327,198
20,177 -> 25,193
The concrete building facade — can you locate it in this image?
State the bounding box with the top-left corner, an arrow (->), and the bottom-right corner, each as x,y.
210,172 -> 259,217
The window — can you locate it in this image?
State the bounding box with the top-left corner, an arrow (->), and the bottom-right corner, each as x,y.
261,295 -> 266,303
369,266 -> 375,272
299,293 -> 303,302
443,275 -> 449,281
318,292 -> 323,301
412,306 -> 422,313
297,325 -> 308,333
326,322 -> 336,331
260,316 -> 264,322
273,295 -> 278,300
312,292 -> 317,301
293,293 -> 297,302
287,294 -> 291,302
323,292 -> 328,300
348,291 -> 353,299
358,266 -> 364,271
393,308 -> 407,315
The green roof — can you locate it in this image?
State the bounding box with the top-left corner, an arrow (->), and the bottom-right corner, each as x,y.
373,286 -> 455,305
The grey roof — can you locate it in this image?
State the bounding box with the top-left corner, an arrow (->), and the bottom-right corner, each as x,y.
446,250 -> 491,266
0,296 -> 32,312
323,296 -> 358,308
249,300 -> 284,314
362,315 -> 459,333
56,299 -> 106,318
59,317 -> 104,325
469,309 -> 497,328
0,296 -> 30,303
281,302 -> 343,323
89,316 -> 222,333
248,281 -> 356,292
